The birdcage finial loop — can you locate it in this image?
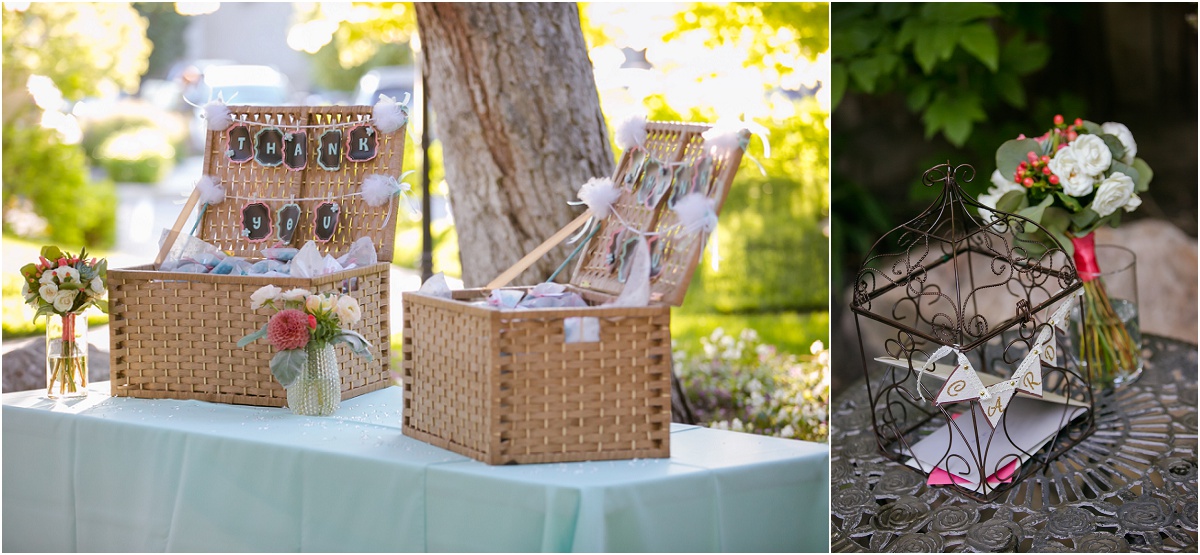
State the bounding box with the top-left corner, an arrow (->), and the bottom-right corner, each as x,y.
921,162 -> 976,189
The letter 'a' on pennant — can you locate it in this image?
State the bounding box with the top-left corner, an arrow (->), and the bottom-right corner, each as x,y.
982,387 -> 1018,428
283,130 -> 308,171
934,360 -> 986,405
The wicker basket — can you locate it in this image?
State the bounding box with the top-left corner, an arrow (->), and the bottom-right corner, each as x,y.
402,121 -> 747,464
108,106 -> 405,407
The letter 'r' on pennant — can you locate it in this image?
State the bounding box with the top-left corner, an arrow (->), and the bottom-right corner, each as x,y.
934,361 -> 986,405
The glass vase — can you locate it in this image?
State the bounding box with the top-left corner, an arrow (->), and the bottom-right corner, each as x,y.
286,341 -> 341,416
46,312 -> 88,399
1068,237 -> 1141,390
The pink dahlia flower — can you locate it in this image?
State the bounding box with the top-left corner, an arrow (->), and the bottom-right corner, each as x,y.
267,309 -> 311,351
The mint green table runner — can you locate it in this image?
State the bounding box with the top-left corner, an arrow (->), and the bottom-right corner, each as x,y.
3,382 -> 828,552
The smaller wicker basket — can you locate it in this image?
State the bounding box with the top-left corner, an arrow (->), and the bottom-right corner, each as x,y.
108,105 -> 405,407
402,121 -> 747,464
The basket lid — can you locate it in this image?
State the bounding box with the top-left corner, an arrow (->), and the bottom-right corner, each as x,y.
567,121 -> 748,306
192,105 -> 406,262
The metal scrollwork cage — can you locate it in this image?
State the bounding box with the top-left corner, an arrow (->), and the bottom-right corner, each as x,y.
850,162 -> 1096,501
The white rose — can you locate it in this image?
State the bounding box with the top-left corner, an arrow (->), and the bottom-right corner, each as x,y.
90,277 -> 105,295
1047,146 -> 1096,197
39,283 -> 59,303
1070,134 -> 1112,176
40,270 -> 55,285
1091,172 -> 1136,217
1124,193 -> 1142,213
334,295 -> 362,325
249,284 -> 282,310
306,295 -> 324,313
280,288 -> 312,303
53,290 -> 77,312
1101,121 -> 1137,164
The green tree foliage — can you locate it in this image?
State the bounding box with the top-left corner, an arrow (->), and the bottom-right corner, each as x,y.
831,3 -> 1050,147
133,2 -> 189,80
2,3 -> 151,122
292,3 -> 416,92
3,124 -> 117,247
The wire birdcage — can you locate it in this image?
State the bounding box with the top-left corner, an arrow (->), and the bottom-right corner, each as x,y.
849,162 -> 1096,501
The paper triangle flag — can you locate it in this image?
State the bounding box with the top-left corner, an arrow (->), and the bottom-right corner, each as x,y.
981,386 -> 1017,428
934,360 -> 986,405
1039,332 -> 1057,367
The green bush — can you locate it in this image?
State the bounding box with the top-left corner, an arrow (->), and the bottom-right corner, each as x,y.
96,127 -> 176,183
2,124 -> 117,247
79,102 -> 189,164
677,327 -> 829,442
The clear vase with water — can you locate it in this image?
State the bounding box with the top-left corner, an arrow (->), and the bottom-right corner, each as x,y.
46,312 -> 88,399
1068,243 -> 1141,389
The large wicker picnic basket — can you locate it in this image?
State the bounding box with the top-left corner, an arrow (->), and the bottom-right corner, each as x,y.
108,105 -> 405,407
402,121 -> 748,464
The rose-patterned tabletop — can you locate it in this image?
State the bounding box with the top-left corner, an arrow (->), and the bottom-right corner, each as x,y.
832,334 -> 1198,552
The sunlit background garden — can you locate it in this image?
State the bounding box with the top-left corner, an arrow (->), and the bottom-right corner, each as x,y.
2,2 -> 829,442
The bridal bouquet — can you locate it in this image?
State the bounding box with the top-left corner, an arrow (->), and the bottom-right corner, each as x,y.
978,115 -> 1153,388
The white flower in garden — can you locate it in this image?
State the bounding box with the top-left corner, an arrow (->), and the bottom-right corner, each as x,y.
280,288 -> 312,303
1070,134 -> 1112,176
90,277 -> 105,295
249,284 -> 282,310
334,295 -> 362,325
53,289 -> 76,312
1091,172 -> 1136,217
780,425 -> 795,438
1047,146 -> 1096,197
39,283 -> 59,303
1101,121 -> 1137,163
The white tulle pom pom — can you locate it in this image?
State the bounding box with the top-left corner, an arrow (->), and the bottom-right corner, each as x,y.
362,174 -> 405,207
373,93 -> 410,134
616,114 -> 647,150
702,121 -> 749,156
578,177 -> 622,219
195,176 -> 225,205
202,99 -> 232,131
673,193 -> 718,236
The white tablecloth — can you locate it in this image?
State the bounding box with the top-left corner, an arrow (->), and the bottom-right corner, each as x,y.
3,382 -> 829,552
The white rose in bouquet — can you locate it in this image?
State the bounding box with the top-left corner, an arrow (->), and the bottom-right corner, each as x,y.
250,284 -> 283,310
1070,134 -> 1112,176
53,290 -> 77,312
90,277 -> 105,295
334,295 -> 362,325
1091,172 -> 1136,217
1101,121 -> 1137,164
280,288 -> 312,303
976,170 -> 1026,220
1047,146 -> 1096,197
39,283 -> 59,303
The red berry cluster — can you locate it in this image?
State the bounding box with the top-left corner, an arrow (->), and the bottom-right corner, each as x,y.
1014,151 -> 1057,188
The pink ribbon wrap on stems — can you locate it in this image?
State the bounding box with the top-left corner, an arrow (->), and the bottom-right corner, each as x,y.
1070,232 -> 1101,282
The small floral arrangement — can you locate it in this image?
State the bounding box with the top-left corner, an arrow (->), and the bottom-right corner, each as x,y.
978,115 -> 1152,248
19,246 -> 108,320
676,328 -> 829,443
237,285 -> 372,388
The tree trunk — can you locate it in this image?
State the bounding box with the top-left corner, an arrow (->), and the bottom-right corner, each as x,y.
415,3 -> 614,287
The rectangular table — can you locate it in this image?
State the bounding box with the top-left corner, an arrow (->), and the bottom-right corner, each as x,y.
3,382 -> 829,552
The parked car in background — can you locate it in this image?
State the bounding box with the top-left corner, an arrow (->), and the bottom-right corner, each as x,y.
353,66 -> 415,106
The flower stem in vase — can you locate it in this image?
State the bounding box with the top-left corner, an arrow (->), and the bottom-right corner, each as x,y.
1071,234 -> 1139,389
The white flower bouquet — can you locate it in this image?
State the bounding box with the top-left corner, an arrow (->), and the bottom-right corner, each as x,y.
979,115 -> 1153,388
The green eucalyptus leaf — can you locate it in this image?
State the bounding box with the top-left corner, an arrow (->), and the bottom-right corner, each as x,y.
1069,207 -> 1099,230
995,189 -> 1027,213
995,138 -> 1040,179
1053,192 -> 1082,212
40,246 -> 63,261
32,304 -> 57,325
1099,134 -> 1126,163
1107,160 -> 1138,184
94,299 -> 108,314
1130,158 -> 1153,192
334,330 -> 374,361
1079,120 -> 1103,135
237,325 -> 269,348
270,348 -> 308,388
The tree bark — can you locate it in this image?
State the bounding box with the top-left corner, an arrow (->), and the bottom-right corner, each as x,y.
415,3 -> 614,287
